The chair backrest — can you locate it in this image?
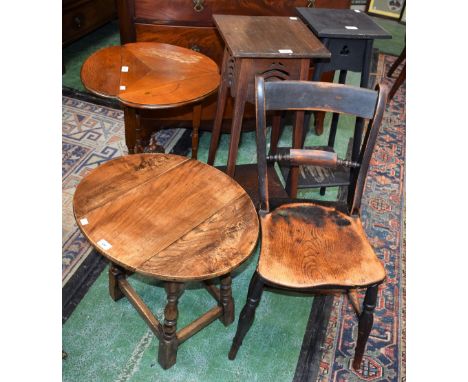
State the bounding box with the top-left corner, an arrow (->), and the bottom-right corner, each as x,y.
255,76 -> 388,216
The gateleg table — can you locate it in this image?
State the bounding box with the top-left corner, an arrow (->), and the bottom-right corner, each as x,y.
73,153 -> 259,369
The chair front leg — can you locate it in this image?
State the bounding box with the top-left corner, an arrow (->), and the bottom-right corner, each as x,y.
352,284 -> 378,370
228,271 -> 264,360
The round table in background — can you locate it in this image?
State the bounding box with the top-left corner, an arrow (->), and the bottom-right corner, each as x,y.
80,42 -> 220,158
73,153 -> 259,369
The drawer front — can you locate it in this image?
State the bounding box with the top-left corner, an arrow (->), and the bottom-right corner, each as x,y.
63,0 -> 116,44
135,24 -> 224,64
134,0 -> 350,26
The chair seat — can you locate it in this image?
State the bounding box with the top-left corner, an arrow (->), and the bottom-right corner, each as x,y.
257,203 -> 385,289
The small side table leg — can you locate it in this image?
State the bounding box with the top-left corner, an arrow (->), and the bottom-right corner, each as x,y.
319,69 -> 348,196
286,110 -> 305,198
123,106 -> 137,154
226,59 -> 251,177
191,103 -> 202,159
286,59 -> 310,198
313,70 -> 335,136
352,40 -> 373,165
109,263 -> 125,301
208,50 -> 231,165
303,62 -> 323,142
270,111 -> 283,156
219,273 -> 234,326
158,282 -> 184,369
134,110 -> 145,154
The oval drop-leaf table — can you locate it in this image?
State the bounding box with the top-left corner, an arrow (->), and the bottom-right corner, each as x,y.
73,153 -> 259,369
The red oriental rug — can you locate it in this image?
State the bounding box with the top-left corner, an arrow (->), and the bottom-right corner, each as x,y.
317,54 -> 406,382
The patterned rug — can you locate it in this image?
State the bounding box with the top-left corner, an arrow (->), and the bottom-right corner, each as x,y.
62,97 -> 185,285
317,54 -> 406,382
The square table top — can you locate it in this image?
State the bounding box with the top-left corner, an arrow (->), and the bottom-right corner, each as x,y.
213,14 -> 330,59
296,8 -> 392,40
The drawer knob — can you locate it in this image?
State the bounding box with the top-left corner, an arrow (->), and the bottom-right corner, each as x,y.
191,44 -> 201,53
74,16 -> 83,29
307,0 -> 316,7
193,0 -> 204,12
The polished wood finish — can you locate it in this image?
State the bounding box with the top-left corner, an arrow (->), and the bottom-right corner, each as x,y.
81,42 -> 219,109
81,42 -> 220,156
133,0 -> 350,25
116,0 -> 350,132
228,77 -> 388,372
63,0 -> 116,46
207,15 -> 330,180
74,153 -> 259,369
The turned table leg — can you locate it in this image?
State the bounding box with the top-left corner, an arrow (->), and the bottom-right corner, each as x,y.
191,103 -> 202,160
219,273 -> 234,326
109,263 -> 125,301
123,106 -> 137,154
158,282 -> 184,369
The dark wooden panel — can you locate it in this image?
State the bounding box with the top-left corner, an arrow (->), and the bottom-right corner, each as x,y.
63,0 -> 116,45
264,80 -> 378,118
135,24 -> 224,64
134,0 -> 330,26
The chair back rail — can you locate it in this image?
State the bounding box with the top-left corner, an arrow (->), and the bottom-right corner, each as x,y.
255,76 -> 388,214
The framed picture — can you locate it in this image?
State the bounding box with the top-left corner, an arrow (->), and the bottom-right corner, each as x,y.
366,0 -> 405,20
399,3 -> 406,24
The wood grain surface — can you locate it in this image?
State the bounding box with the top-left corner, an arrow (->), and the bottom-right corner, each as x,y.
80,45 -> 122,98
213,15 -> 330,59
257,203 -> 385,288
81,42 -> 220,109
73,154 -> 259,281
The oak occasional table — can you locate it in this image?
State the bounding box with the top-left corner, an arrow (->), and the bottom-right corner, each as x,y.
73,153 -> 259,369
207,15 -> 330,197
81,42 -> 220,158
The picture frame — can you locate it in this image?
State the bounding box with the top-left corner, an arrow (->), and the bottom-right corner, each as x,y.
399,2 -> 406,24
366,0 -> 405,20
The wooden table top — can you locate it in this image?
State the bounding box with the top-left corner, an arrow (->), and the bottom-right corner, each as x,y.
73,154 -> 259,281
296,8 -> 392,40
80,42 -> 220,109
213,15 -> 330,59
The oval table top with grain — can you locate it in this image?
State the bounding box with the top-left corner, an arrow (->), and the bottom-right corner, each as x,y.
80,42 -> 221,109
73,154 -> 259,281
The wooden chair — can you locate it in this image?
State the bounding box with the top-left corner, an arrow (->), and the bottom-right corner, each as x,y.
228,77 -> 388,370
387,45 -> 406,101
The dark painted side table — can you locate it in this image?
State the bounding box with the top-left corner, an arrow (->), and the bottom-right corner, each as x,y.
207,15 -> 330,196
294,8 -> 391,192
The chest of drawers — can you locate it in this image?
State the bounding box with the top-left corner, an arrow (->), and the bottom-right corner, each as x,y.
63,0 -> 117,45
